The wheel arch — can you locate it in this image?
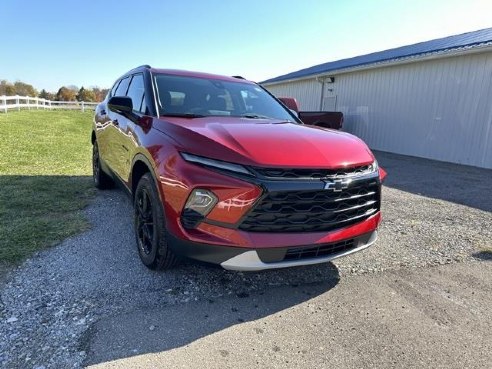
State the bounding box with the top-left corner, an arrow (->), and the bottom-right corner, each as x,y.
131,154 -> 163,201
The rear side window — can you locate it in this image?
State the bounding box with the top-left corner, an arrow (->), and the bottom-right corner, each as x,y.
114,76 -> 130,97
110,80 -> 120,97
126,74 -> 146,113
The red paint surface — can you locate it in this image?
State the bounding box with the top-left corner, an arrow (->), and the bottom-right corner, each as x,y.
95,68 -> 383,251
153,116 -> 375,168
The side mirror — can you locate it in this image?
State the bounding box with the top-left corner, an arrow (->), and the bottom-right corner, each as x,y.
108,96 -> 133,114
278,97 -> 299,113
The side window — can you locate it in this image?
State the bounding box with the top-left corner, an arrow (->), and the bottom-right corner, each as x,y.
114,76 -> 130,97
140,96 -> 148,115
126,74 -> 145,113
110,80 -> 120,98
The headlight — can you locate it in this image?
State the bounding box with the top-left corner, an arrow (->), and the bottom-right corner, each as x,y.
181,153 -> 252,175
368,160 -> 379,173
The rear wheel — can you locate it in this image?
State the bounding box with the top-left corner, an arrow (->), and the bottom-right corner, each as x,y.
134,173 -> 179,270
92,142 -> 113,189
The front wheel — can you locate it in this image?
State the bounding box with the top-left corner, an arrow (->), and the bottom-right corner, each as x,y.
134,173 -> 179,270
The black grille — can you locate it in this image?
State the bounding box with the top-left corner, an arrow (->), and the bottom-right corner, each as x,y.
251,165 -> 370,179
283,239 -> 355,261
181,209 -> 204,229
239,178 -> 379,233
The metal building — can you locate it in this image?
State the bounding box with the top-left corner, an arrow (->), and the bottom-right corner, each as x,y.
262,28 -> 492,169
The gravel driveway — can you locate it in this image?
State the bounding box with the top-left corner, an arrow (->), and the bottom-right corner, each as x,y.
0,152 -> 491,368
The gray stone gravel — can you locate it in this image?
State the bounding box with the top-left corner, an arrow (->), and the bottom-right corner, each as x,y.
0,152 -> 491,368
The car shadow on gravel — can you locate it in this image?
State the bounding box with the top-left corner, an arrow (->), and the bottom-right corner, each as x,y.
374,151 -> 492,212
472,250 -> 492,261
84,272 -> 339,366
0,188 -> 344,369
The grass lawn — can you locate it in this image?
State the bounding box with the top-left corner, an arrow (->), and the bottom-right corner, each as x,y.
0,110 -> 96,265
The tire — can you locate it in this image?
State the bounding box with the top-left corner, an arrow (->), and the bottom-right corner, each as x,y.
92,142 -> 114,189
134,173 -> 179,270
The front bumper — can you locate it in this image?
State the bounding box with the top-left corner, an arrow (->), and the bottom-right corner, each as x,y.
160,153 -> 382,270
168,230 -> 377,271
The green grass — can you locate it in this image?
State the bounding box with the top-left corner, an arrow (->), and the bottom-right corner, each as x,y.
0,110 -> 96,263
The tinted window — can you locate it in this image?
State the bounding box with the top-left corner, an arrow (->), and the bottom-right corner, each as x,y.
153,74 -> 297,122
126,74 -> 145,113
140,95 -> 148,115
110,80 -> 120,97
114,76 -> 130,97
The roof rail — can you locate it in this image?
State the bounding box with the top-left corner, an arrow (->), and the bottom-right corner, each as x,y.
232,75 -> 245,79
126,65 -> 152,74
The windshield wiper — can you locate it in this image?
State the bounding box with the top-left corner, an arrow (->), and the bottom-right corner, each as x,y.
240,114 -> 271,119
240,114 -> 297,123
161,113 -> 206,118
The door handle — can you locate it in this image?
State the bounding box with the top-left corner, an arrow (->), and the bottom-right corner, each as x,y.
100,109 -> 106,115
114,119 -> 119,126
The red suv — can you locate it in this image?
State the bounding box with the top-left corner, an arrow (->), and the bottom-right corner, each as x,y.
92,65 -> 385,271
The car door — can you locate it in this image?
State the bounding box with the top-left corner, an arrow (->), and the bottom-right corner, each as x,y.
106,76 -> 131,180
95,81 -> 120,164
117,73 -> 147,183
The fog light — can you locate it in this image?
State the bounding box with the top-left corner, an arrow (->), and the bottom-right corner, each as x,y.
182,189 -> 218,229
184,189 -> 218,215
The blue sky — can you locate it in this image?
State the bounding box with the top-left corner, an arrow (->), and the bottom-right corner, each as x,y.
2,0 -> 491,92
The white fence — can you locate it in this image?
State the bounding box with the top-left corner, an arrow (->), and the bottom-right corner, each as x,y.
0,95 -> 98,113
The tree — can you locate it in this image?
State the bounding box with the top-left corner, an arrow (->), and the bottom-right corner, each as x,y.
39,89 -> 55,100
56,86 -> 77,101
0,80 -> 15,96
91,87 -> 110,102
5,85 -> 16,96
76,86 -> 96,102
0,80 -> 8,95
0,79 -> 109,101
1,80 -> 35,96
14,81 -> 37,97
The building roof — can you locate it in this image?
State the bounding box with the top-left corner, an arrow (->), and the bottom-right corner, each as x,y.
262,27 -> 492,85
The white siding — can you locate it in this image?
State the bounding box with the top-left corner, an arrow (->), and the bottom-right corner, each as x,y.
266,79 -> 321,110
265,51 -> 492,169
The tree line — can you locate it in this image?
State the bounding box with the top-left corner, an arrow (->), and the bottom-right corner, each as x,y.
0,79 -> 109,102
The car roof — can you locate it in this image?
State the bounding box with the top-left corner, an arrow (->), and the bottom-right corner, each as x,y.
148,68 -> 256,84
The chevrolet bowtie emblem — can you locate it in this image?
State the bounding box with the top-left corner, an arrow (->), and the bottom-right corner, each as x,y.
323,179 -> 350,192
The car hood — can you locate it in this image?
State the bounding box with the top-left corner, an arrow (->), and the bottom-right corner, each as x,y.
155,117 -> 374,168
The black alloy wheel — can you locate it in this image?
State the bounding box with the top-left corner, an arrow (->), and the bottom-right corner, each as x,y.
134,173 -> 178,270
135,187 -> 154,256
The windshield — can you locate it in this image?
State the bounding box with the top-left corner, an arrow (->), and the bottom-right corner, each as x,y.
153,74 -> 299,122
